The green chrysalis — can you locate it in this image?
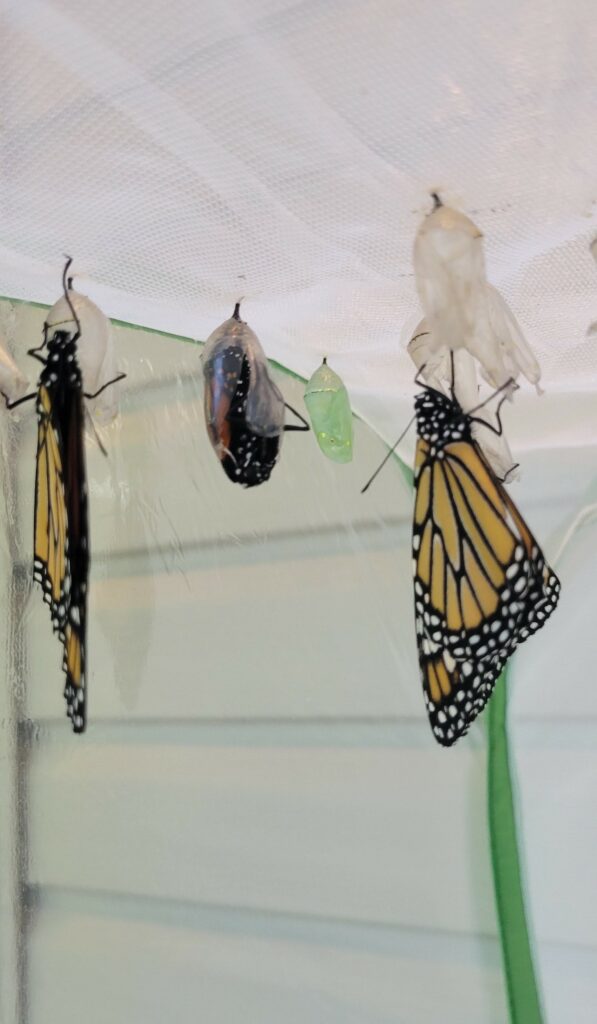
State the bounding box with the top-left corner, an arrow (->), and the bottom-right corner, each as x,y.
304,358 -> 353,463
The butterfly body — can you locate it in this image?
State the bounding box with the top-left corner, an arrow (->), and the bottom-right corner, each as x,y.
414,385 -> 472,448
34,328 -> 88,732
412,385 -> 560,746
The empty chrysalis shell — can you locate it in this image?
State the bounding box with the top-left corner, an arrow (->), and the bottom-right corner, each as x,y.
46,284 -> 121,424
304,358 -> 353,463
414,194 -> 541,391
413,195 -> 487,361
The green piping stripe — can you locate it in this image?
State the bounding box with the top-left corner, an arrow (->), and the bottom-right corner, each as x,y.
488,671 -> 544,1024
0,293 -> 412,483
0,292 -> 201,346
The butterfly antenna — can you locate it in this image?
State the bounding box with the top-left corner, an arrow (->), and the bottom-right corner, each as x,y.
232,299 -> 244,321
361,414 -> 416,494
283,402 -> 310,432
61,255 -> 81,337
414,363 -> 439,392
467,377 -> 517,416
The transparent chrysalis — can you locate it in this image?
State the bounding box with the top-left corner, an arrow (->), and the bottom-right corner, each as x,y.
202,303 -> 308,487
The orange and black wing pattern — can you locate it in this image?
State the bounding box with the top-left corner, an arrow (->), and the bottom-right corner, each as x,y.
34,385 -> 69,620
412,387 -> 560,746
34,340 -> 88,733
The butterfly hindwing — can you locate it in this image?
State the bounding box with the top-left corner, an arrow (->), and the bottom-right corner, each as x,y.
413,388 -> 560,746
34,337 -> 88,733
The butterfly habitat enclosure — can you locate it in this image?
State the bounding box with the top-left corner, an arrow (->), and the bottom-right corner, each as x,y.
0,299 -> 505,1023
1,0 -> 597,1022
0,303 -> 592,1024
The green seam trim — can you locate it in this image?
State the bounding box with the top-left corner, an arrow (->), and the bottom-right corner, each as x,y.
0,293 -> 201,346
0,294 -> 412,483
488,670 -> 544,1024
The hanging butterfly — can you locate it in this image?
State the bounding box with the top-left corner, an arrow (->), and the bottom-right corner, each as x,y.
362,369 -> 561,747
202,303 -> 309,486
3,258 -> 125,732
411,377 -> 560,745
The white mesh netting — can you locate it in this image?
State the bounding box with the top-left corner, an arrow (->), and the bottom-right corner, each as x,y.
1,0 -> 596,452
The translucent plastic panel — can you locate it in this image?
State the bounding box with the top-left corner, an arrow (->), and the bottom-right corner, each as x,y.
0,300 -> 505,1024
510,495 -> 597,1024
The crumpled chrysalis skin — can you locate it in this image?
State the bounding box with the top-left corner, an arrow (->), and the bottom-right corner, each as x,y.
408,324 -> 451,393
0,335 -> 28,405
481,285 -> 541,391
414,197 -> 541,391
46,286 -> 121,424
304,358 -> 353,463
408,321 -> 520,483
202,306 -> 286,487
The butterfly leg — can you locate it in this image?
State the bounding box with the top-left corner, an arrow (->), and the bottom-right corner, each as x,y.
27,351 -> 48,367
283,402 -> 310,432
84,372 -> 127,401
1,390 -> 36,410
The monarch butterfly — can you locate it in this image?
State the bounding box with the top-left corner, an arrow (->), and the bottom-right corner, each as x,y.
412,381 -> 560,746
4,258 -> 125,732
202,303 -> 309,487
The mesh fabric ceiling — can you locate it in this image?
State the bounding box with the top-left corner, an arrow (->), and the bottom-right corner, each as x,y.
1,0 -> 596,450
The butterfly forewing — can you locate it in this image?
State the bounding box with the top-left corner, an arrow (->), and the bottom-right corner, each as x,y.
34,334 -> 88,732
412,388 -> 560,746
